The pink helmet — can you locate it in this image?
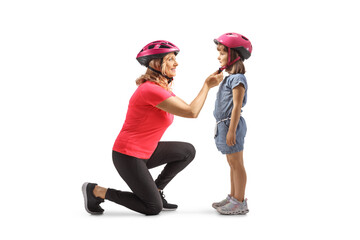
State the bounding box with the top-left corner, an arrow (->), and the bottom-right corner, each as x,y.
214,33 -> 252,72
136,40 -> 180,67
214,32 -> 252,60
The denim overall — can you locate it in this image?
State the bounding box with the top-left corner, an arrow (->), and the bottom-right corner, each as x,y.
213,74 -> 248,154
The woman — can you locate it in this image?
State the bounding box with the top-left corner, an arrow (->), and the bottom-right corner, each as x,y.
82,40 -> 223,215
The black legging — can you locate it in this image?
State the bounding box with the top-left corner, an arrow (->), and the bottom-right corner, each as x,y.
105,141 -> 196,215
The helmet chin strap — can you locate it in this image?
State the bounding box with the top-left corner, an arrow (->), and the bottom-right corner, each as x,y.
148,66 -> 173,84
218,48 -> 241,73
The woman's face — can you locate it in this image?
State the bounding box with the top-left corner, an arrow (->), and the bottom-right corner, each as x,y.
163,53 -> 178,78
217,46 -> 228,67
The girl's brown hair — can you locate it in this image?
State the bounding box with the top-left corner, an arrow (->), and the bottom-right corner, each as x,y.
135,54 -> 172,91
217,44 -> 246,74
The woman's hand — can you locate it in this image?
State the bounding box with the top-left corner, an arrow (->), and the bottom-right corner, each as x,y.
226,130 -> 236,146
156,71 -> 223,118
205,71 -> 223,88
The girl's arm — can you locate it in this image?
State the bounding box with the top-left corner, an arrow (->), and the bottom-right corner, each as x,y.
226,84 -> 245,146
156,71 -> 223,118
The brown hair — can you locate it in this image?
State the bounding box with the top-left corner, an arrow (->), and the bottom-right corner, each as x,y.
217,44 -> 246,74
135,54 -> 172,91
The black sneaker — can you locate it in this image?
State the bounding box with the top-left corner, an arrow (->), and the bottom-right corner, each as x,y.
82,182 -> 104,215
159,190 -> 178,211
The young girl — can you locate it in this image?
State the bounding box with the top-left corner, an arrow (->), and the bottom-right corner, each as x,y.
212,33 -> 252,215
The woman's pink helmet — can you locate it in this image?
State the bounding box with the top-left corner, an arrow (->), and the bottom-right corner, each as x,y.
136,40 -> 180,67
214,32 -> 252,60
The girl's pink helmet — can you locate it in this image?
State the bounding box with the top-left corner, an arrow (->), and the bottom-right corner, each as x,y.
214,33 -> 252,60
136,40 -> 180,67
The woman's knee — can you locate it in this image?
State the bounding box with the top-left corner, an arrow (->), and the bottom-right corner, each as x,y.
184,142 -> 196,161
145,201 -> 163,216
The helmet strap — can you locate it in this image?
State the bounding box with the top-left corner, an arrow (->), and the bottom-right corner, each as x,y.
228,48 -> 232,65
218,55 -> 241,73
148,66 -> 173,84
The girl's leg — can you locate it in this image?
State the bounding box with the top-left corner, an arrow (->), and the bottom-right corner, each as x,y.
226,156 -> 235,197
103,151 -> 163,215
226,151 -> 246,202
146,141 -> 196,190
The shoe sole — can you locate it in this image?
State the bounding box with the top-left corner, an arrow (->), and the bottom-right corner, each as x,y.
162,207 -> 177,211
217,209 -> 249,215
82,182 -> 103,215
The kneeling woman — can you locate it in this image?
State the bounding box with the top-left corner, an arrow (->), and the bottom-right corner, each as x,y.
82,40 -> 223,215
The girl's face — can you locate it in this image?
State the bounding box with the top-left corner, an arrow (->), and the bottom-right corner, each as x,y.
163,53 -> 178,78
217,46 -> 228,67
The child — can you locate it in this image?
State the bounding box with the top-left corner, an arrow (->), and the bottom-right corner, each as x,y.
212,33 -> 252,215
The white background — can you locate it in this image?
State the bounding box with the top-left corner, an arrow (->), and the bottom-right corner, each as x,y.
1,0 -> 360,239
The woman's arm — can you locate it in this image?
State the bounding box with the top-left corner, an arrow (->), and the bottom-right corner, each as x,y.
156,71 -> 223,118
226,84 -> 245,146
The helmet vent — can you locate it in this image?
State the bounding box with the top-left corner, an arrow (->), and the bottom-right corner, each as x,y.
148,45 -> 155,49
159,45 -> 171,49
242,36 -> 249,41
